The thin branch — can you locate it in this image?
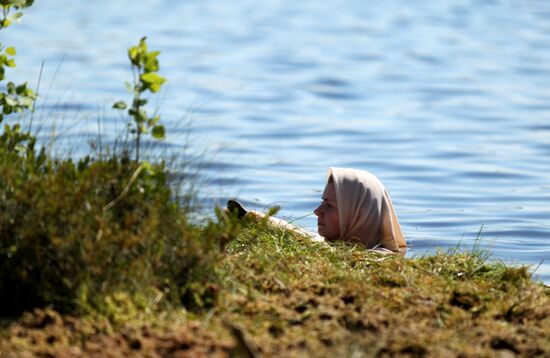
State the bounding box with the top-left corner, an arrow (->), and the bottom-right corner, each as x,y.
103,163 -> 145,211
28,60 -> 44,135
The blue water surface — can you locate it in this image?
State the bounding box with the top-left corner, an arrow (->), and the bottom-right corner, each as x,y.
6,0 -> 550,282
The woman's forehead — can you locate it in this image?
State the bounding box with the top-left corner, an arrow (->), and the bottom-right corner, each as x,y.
322,182 -> 337,200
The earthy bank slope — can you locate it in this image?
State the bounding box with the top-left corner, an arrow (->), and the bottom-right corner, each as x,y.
1,224 -> 549,357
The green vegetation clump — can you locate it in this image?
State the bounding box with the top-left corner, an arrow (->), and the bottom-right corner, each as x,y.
0,136 -> 220,319
0,1 -> 36,125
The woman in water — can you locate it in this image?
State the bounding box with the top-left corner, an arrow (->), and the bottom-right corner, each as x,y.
228,167 -> 406,253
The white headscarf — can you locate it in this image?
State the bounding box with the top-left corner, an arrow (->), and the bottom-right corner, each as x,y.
328,167 -> 406,252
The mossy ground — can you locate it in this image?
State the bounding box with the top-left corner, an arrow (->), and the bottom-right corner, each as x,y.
1,222 -> 548,357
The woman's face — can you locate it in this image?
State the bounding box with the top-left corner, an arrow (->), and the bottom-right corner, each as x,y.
314,181 -> 341,241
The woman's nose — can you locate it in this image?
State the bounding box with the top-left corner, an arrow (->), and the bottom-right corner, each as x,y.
314,205 -> 322,217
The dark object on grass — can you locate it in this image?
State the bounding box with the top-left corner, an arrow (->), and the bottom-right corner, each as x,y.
227,200 -> 247,219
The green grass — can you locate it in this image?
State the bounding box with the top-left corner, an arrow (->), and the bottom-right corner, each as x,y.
209,222 -> 550,357
1,218 -> 548,356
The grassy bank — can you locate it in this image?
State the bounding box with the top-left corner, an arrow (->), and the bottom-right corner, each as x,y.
1,221 -> 548,357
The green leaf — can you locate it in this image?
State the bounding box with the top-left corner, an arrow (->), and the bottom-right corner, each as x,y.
112,101 -> 127,110
138,109 -> 147,122
6,47 -> 16,56
151,83 -> 164,93
15,82 -> 27,95
6,59 -> 15,67
7,82 -> 15,94
1,19 -> 11,28
139,123 -> 147,133
128,46 -> 141,66
7,12 -> 23,22
20,96 -> 33,108
138,37 -> 148,53
11,0 -> 34,9
3,101 -> 14,113
141,73 -> 166,93
25,87 -> 36,99
130,108 -> 147,123
133,98 -> 147,107
151,125 -> 165,139
141,72 -> 165,85
144,51 -> 160,72
147,115 -> 160,127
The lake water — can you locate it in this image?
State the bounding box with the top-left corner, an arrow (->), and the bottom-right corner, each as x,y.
6,0 -> 550,282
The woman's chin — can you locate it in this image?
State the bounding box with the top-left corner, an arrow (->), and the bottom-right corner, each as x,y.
317,229 -> 337,242
317,226 -> 326,238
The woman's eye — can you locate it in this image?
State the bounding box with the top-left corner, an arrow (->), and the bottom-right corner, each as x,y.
319,201 -> 334,210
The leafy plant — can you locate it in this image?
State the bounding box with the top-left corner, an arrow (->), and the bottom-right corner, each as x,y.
0,139 -> 220,318
113,37 -> 166,162
0,0 -> 34,29
0,0 -> 36,150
